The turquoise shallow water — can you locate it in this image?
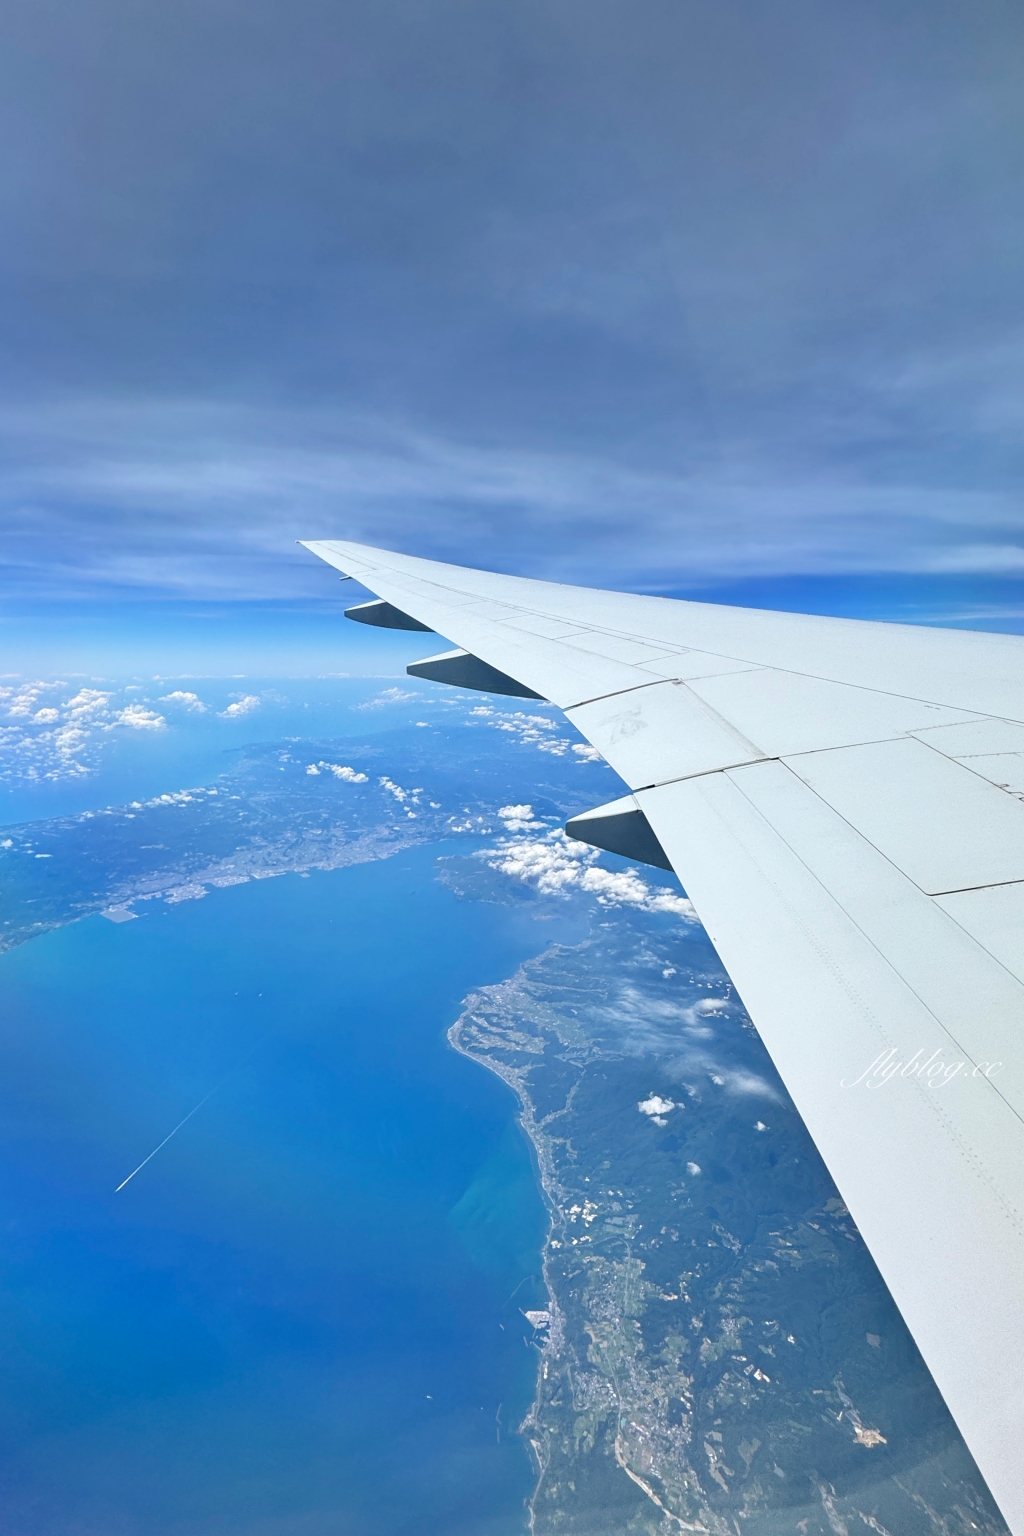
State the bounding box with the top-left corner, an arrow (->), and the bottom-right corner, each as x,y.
0,845 -> 572,1535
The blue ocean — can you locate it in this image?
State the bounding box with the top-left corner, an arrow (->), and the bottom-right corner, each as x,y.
0,679 -> 1005,1534
0,849 -> 572,1535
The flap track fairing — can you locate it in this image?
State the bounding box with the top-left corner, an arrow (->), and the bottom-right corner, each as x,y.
407,649 -> 544,699
565,794 -> 673,871
345,600 -> 434,632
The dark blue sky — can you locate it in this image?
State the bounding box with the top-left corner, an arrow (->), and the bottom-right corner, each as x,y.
3,0 -> 1023,622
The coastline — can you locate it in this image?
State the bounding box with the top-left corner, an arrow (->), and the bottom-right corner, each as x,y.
447,975 -> 565,1532
448,934 -> 671,1535
447,919 -> 1010,1536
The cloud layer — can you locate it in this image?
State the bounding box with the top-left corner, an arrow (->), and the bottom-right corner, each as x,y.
3,397 -> 1023,605
219,694 -> 261,719
2,1 -> 1023,610
0,681 -> 173,782
485,811 -> 695,918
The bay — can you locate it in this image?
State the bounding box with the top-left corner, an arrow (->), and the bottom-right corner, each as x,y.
0,845 -> 571,1535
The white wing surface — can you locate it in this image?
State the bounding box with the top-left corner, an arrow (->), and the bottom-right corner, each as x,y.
303,538 -> 1024,1531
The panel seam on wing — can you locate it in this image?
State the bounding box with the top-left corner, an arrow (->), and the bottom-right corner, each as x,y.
716,765 -> 1024,1218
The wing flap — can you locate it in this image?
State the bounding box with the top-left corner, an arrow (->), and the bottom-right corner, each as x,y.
687,666 -> 978,756
787,737 -> 1024,894
723,758 -> 1024,1116
566,679 -> 766,785
938,882 -> 1024,986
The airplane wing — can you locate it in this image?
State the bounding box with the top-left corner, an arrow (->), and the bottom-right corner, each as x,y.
303,537 -> 1024,1532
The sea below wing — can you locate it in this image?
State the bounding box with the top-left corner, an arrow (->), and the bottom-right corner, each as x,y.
302,537 -> 1024,1534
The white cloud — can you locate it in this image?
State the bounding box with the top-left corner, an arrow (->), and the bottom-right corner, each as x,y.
142,787 -> 218,807
160,690 -> 207,712
482,827 -> 696,918
64,688 -> 112,719
638,1094 -> 675,1118
0,680 -> 175,782
115,704 -> 165,730
380,775 -> 422,816
5,689 -> 39,719
53,725 -> 87,753
466,703 -> 580,758
497,803 -> 545,832
686,1162 -> 702,1176
219,694 -> 261,718
309,761 -> 368,782
721,1069 -> 780,1098
356,687 -> 416,710
572,742 -> 603,762
472,707 -> 577,757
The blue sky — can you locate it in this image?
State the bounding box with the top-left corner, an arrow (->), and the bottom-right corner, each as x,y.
3,0 -> 1024,655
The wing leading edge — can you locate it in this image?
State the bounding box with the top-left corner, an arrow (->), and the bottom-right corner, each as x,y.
302,538 -> 1024,1532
